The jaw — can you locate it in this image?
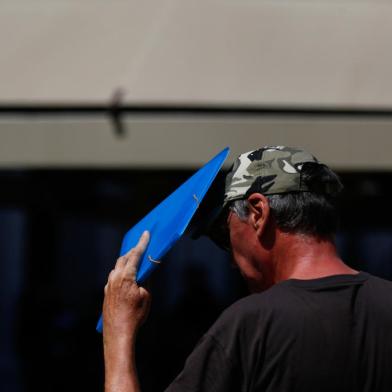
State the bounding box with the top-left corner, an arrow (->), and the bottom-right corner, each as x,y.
232,252 -> 273,293
229,212 -> 275,291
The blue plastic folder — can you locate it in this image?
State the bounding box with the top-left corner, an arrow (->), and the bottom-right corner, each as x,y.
96,147 -> 230,332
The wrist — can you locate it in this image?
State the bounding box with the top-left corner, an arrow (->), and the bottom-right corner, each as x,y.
104,332 -> 136,367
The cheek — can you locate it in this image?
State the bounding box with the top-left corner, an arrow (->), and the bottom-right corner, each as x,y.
229,217 -> 247,251
229,217 -> 256,265
229,216 -> 266,287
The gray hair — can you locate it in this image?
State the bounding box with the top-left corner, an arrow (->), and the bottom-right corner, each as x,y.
230,199 -> 249,221
230,190 -> 339,237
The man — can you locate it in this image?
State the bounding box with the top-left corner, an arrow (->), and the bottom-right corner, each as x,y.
102,146 -> 392,392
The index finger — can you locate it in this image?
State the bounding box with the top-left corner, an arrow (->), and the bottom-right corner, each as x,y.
133,230 -> 150,256
124,231 -> 150,278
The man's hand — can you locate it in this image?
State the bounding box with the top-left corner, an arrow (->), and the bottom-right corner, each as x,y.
103,231 -> 151,392
103,231 -> 151,338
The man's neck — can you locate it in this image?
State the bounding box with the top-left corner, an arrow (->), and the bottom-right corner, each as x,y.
271,232 -> 357,283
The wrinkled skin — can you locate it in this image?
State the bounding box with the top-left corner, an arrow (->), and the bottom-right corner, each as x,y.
103,231 -> 151,392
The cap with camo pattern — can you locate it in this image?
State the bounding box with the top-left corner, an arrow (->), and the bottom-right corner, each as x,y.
224,146 -> 321,204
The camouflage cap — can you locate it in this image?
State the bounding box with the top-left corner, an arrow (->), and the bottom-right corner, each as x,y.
224,146 -> 321,204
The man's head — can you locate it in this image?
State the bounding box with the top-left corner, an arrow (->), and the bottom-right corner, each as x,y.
209,146 -> 343,290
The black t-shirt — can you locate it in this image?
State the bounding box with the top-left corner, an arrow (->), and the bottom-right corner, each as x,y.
165,272 -> 392,392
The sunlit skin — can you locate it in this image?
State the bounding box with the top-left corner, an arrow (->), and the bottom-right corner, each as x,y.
103,193 -> 357,392
103,232 -> 151,392
228,193 -> 357,293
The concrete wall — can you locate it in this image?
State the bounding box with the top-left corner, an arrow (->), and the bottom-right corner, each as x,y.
1,1 -> 391,168
1,0 -> 392,106
0,115 -> 391,169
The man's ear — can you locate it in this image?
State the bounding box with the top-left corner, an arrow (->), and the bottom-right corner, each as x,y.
247,193 -> 270,237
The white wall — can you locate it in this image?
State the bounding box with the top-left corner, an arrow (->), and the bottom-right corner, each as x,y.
0,115 -> 391,169
1,1 -> 391,168
1,0 -> 392,106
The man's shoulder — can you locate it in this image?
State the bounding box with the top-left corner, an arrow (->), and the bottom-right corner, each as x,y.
365,272 -> 392,289
361,272 -> 392,312
228,284 -> 289,313
227,281 -> 296,313
211,271 -> 392,330
210,284 -> 292,333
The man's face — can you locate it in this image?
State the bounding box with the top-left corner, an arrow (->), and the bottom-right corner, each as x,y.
227,209 -> 268,292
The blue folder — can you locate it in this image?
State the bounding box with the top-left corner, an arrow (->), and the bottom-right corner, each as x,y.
96,147 -> 230,332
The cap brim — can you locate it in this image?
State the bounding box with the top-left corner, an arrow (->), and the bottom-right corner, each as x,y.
186,172 -> 231,250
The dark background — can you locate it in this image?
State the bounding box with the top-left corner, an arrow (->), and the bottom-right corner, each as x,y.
1,169 -> 392,392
